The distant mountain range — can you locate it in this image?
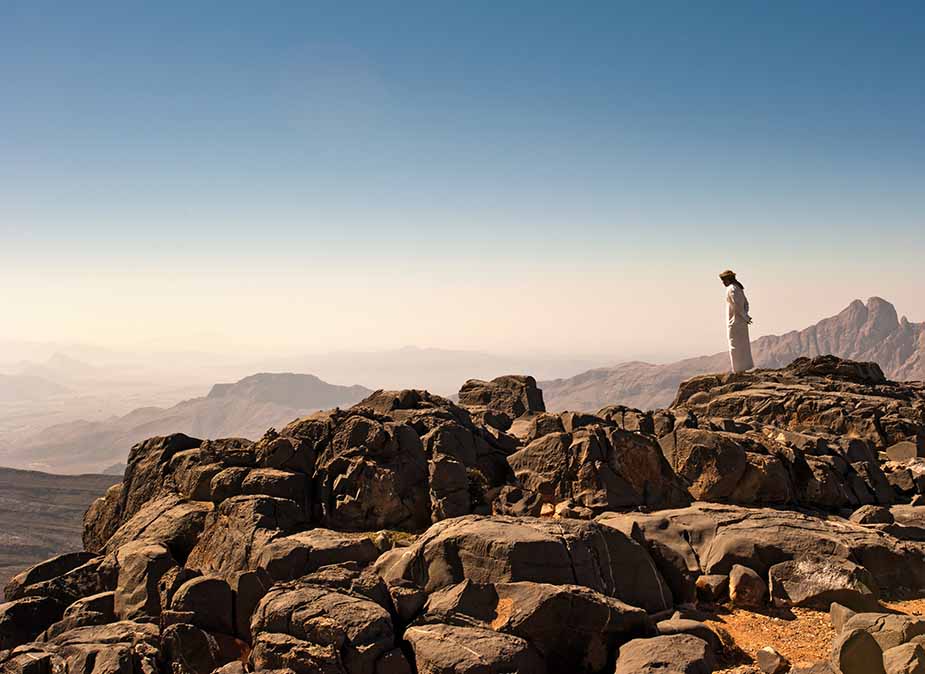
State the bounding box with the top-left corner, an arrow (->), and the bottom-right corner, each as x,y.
0,374 -> 69,402
541,297 -> 925,412
2,373 -> 371,474
0,467 -> 119,589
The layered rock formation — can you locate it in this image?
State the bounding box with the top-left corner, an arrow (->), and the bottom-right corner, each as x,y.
3,363 -> 925,674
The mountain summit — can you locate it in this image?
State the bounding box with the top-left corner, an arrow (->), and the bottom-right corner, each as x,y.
541,297 -> 925,411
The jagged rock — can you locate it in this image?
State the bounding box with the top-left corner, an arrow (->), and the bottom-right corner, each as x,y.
614,634 -> 714,674
458,375 -> 545,420
404,623 -> 545,674
597,405 -> 655,434
757,646 -> 789,674
0,596 -> 64,648
421,580 -> 651,671
1,621 -> 161,674
4,555 -> 116,607
374,514 -> 673,613
768,556 -> 879,611
883,643 -> 925,674
312,413 -> 430,531
114,540 -> 176,620
507,426 -> 690,513
831,627 -> 886,674
3,552 -> 94,602
729,564 -> 766,608
185,495 -> 304,579
41,591 -> 115,639
255,529 -> 379,581
695,574 -> 729,603
251,580 -> 397,674
170,575 -> 233,635
658,428 -> 749,500
83,434 -> 204,550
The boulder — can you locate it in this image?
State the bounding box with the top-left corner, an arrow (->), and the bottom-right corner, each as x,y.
170,575 -> 234,635
41,591 -> 115,639
2,555 -> 116,607
422,580 -> 651,671
3,551 -> 94,602
695,574 -> 728,603
507,426 -> 690,513
596,503 -> 925,603
185,495 -> 304,579
229,569 -> 273,642
842,613 -> 925,651
374,514 -> 673,613
614,634 -> 714,674
251,580 -> 397,674
883,643 -> 925,674
114,540 -> 177,620
458,375 -> 545,419
729,564 -> 766,608
831,627 -> 886,674
851,505 -> 895,525
428,452 -> 471,521
256,528 -> 379,582
312,414 -> 430,531
768,556 -> 880,611
161,623 -> 244,674
404,623 -> 546,674
3,621 -> 161,674
102,495 -> 213,561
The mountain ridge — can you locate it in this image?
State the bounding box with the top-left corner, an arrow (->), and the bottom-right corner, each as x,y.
541,297 -> 925,411
1,373 -> 372,474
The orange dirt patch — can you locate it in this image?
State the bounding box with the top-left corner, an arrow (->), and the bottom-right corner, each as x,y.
708,599 -> 925,673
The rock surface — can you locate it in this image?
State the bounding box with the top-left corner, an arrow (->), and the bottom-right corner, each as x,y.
4,357 -> 925,674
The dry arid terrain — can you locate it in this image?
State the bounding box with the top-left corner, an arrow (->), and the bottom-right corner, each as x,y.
0,468 -> 119,590
2,356 -> 925,674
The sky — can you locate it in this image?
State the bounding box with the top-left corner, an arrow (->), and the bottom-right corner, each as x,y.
2,1 -> 923,362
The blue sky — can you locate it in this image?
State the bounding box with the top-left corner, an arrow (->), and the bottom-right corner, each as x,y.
1,2 -> 923,358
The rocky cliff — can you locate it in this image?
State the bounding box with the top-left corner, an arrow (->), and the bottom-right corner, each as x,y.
3,363 -> 925,673
542,297 -> 925,411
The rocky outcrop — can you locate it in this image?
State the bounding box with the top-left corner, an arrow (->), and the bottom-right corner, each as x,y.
5,359 -> 925,674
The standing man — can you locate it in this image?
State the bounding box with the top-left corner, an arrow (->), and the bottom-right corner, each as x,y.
720,270 -> 754,373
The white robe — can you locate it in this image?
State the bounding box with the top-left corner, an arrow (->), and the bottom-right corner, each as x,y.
726,284 -> 754,373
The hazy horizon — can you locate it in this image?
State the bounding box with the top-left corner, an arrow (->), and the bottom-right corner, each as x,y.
3,2 -> 923,361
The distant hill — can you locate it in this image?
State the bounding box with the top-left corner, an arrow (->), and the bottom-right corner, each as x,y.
0,374 -> 69,402
3,373 -> 372,474
541,297 -> 925,412
0,467 -> 119,590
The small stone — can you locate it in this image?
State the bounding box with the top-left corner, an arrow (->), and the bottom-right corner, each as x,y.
830,602 -> 857,633
729,564 -> 767,608
757,646 -> 789,674
696,574 -> 729,603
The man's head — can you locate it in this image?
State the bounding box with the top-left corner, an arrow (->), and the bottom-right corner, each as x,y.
719,269 -> 736,287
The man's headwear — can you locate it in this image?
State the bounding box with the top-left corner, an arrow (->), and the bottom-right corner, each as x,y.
719,269 -> 736,280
